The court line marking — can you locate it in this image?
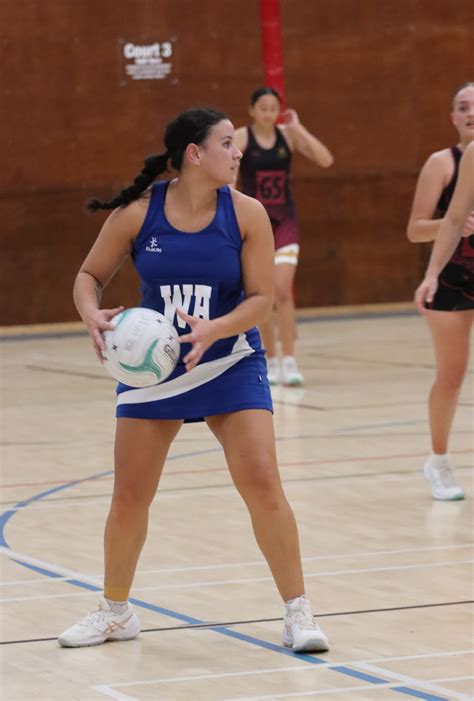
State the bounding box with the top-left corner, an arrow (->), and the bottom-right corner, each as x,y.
92,675 -> 473,701
2,543 -> 471,587
92,682 -> 452,701
3,447 -> 471,490
1,558 -> 472,603
2,606 -> 472,644
91,661 -> 474,701
219,681 -> 471,701
1,459 -> 471,511
1,458 -> 470,701
92,650 -> 474,686
358,662 -> 473,701
2,428 -> 471,451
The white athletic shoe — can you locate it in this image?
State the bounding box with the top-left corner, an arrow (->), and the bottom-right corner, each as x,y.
423,457 -> 465,501
58,598 -> 141,648
282,595 -> 330,653
281,356 -> 304,386
266,357 -> 281,385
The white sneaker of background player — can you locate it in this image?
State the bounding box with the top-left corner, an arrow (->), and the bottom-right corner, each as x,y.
266,356 -> 281,385
282,595 -> 330,652
423,454 -> 465,501
57,598 -> 140,647
281,356 -> 304,386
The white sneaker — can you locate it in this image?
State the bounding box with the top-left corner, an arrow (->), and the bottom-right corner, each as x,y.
58,598 -> 141,647
281,356 -> 304,386
266,356 -> 281,385
282,595 -> 329,653
423,456 -> 465,501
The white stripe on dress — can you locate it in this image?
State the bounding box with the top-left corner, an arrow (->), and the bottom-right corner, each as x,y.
116,333 -> 254,406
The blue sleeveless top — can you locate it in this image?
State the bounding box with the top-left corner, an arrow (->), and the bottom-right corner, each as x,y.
131,180 -> 262,368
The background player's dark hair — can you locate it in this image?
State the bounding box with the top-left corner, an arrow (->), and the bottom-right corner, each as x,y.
452,82 -> 474,104
87,107 -> 228,212
250,87 -> 281,106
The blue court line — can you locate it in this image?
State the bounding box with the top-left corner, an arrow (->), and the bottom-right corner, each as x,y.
393,689 -> 451,701
0,459 -> 452,701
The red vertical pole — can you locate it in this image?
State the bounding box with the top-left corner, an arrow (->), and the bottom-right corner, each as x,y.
259,0 -> 286,110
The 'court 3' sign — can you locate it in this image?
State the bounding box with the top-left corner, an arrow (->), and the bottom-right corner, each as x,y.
120,40 -> 174,82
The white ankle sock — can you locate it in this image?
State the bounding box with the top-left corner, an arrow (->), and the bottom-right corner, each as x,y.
286,594 -> 305,605
105,598 -> 128,615
429,453 -> 449,468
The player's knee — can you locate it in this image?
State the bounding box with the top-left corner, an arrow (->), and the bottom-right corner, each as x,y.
436,365 -> 467,393
275,285 -> 292,305
111,481 -> 153,515
240,462 -> 284,511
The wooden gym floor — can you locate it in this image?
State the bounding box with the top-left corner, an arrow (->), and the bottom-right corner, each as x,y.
0,304 -> 472,701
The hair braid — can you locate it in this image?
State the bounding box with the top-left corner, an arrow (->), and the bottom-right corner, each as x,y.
87,152 -> 169,212
87,107 -> 228,213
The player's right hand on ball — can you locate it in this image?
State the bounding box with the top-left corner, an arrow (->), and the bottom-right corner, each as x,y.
84,306 -> 124,361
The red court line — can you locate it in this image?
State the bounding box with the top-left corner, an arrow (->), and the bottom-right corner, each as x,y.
1,449 -> 471,489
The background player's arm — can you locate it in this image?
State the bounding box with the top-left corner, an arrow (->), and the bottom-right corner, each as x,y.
424,143 -> 474,277
408,150 -> 474,243
415,143 -> 474,311
73,201 -> 144,357
407,152 -> 449,242
281,109 -> 334,167
233,126 -> 248,154
231,127 -> 249,188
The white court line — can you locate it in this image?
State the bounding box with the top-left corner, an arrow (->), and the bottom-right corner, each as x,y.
94,677 -> 473,701
91,682 -> 405,701
92,649 -> 473,687
2,558 -> 472,602
433,676 -> 473,682
94,687 -> 137,701
0,546 -> 102,588
2,543 -> 472,587
95,542 -> 474,578
221,681 -> 472,701
430,674 -> 474,680
358,662 -> 473,701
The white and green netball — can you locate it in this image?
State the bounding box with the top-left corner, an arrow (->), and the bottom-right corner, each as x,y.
102,308 -> 179,387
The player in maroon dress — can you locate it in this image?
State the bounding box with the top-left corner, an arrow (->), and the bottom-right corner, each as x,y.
235,88 -> 334,386
407,82 -> 474,500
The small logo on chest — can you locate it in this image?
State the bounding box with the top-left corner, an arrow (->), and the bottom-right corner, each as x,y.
146,236 -> 162,253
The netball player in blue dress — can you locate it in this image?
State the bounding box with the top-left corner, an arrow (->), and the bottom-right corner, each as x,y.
58,108 -> 329,652
408,83 -> 474,500
235,87 -> 334,386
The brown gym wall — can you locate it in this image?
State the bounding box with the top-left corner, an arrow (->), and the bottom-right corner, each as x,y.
1,0 -> 471,324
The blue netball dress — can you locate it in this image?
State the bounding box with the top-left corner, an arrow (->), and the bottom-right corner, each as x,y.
115,181 -> 273,421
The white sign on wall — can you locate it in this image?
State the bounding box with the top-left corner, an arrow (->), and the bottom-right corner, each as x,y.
120,40 -> 174,81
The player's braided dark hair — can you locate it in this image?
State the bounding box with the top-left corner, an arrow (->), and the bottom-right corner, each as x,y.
87,107 -> 228,212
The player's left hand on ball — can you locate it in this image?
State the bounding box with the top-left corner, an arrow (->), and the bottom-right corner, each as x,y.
176,309 -> 220,371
